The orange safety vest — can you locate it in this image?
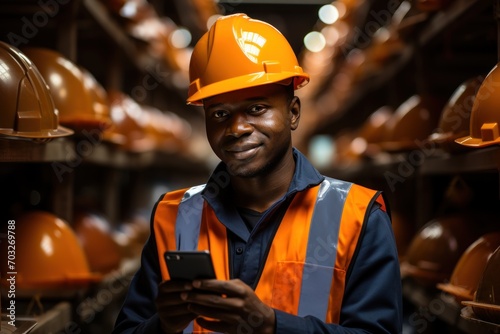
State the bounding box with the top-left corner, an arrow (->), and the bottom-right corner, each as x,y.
154,178 -> 386,334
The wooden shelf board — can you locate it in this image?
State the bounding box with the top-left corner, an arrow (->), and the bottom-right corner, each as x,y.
0,138 -> 74,163
420,147 -> 500,174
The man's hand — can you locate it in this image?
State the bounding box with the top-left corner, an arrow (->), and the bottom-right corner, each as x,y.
156,280 -> 197,334
181,279 -> 276,334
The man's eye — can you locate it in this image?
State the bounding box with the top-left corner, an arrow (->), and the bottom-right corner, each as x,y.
213,110 -> 227,118
249,105 -> 266,114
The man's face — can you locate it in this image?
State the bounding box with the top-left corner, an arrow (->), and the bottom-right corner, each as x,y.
203,84 -> 300,178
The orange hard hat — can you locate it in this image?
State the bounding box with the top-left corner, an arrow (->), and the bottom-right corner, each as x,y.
187,13 -> 309,105
103,90 -> 156,152
0,211 -> 101,297
443,175 -> 474,209
140,104 -> 191,153
0,41 -> 73,140
352,106 -> 393,158
365,27 -> 405,66
357,106 -> 393,144
22,47 -> 108,133
437,232 -> 500,304
401,214 -> 484,287
428,76 -> 483,152
456,63 -> 500,147
379,95 -> 443,152
80,67 -> 113,131
463,245 -> 500,323
332,130 -> 361,167
113,214 -> 151,258
73,212 -> 123,275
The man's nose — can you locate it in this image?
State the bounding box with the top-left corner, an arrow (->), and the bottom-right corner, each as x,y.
226,112 -> 253,137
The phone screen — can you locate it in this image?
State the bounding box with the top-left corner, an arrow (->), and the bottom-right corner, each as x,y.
164,250 -> 216,281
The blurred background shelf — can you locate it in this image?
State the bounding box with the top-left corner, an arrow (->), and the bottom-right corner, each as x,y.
82,0 -> 153,69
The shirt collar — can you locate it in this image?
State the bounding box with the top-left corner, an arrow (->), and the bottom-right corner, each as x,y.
288,148 -> 325,193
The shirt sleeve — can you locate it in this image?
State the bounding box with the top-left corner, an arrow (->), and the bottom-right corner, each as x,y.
274,207 -> 403,334
111,201 -> 164,334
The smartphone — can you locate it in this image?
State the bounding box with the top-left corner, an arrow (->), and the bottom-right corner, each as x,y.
164,250 -> 216,281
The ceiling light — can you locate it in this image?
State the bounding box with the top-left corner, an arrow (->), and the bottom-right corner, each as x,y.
304,31 -> 326,52
318,4 -> 339,24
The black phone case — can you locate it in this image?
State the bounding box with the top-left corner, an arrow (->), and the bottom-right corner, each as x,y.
164,250 -> 216,280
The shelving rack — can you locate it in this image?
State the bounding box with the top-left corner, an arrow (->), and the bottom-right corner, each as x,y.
0,2 -> 211,333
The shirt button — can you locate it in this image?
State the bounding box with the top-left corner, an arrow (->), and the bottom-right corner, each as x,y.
236,247 -> 244,254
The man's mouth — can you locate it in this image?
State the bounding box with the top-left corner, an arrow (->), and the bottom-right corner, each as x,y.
225,144 -> 261,159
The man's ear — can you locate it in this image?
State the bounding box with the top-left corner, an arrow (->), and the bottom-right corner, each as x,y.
289,96 -> 301,131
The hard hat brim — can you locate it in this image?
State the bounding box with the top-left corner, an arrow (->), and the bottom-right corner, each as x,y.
462,301 -> 500,314
436,283 -> 474,302
0,125 -> 74,139
400,261 -> 449,283
187,72 -> 309,106
455,135 -> 500,147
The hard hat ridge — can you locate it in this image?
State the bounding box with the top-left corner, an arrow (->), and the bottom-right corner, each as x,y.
0,41 -> 73,139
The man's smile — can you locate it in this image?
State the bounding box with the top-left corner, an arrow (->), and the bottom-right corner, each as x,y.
225,144 -> 262,160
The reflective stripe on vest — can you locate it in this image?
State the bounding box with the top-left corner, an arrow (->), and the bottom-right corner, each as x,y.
298,178 -> 350,318
176,185 -> 205,250
153,177 -> 384,333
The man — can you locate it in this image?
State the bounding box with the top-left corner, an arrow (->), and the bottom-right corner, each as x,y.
113,13 -> 402,334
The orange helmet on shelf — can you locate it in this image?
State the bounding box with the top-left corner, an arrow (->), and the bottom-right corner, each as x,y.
331,130 -> 361,167
379,95 -> 443,152
401,213 -> 484,287
187,13 -> 309,106
0,211 -> 101,297
365,26 -> 405,66
21,47 -> 110,133
80,67 -> 113,131
113,214 -> 151,258
102,90 -> 156,152
140,104 -> 191,153
352,106 -> 393,158
428,76 -> 483,152
0,41 -> 73,140
73,212 -> 123,275
463,245 -> 500,323
456,63 -> 500,148
437,232 -> 500,304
